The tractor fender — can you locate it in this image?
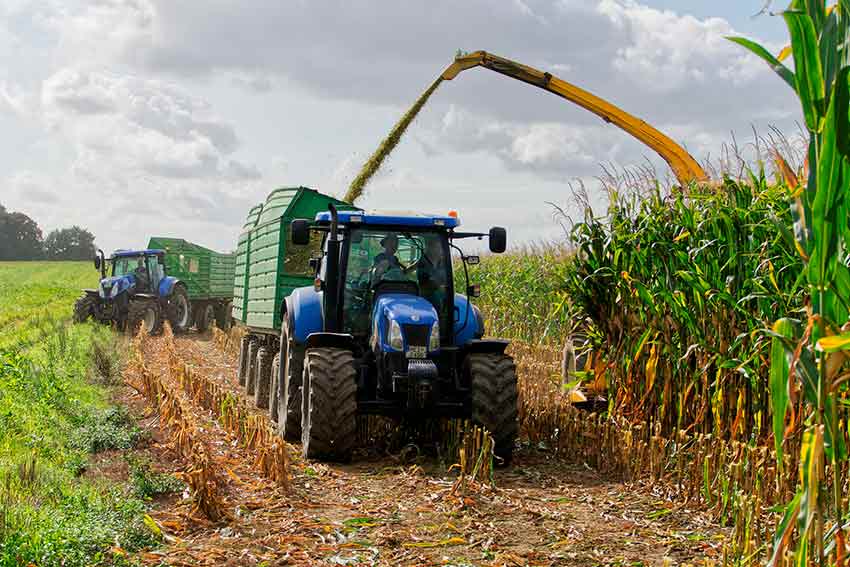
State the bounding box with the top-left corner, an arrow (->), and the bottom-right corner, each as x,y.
305,332 -> 356,350
285,286 -> 324,344
463,338 -> 510,355
158,276 -> 180,297
453,294 -> 485,345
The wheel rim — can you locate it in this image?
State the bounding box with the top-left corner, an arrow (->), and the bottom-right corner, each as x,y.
143,307 -> 156,333
175,294 -> 189,328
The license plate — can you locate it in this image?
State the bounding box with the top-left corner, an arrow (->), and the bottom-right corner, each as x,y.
406,346 -> 427,359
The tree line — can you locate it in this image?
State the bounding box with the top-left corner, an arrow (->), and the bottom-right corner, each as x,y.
0,203 -> 97,261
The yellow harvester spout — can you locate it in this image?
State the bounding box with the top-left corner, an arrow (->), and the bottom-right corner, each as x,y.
441,51 -> 708,187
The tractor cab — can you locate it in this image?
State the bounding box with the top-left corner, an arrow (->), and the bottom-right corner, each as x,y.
96,249 -> 166,299
280,205 -> 517,464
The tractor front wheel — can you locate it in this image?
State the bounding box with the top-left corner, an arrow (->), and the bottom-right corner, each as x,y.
127,301 -> 163,336
301,348 -> 357,462
168,286 -> 191,333
467,353 -> 519,466
73,294 -> 96,323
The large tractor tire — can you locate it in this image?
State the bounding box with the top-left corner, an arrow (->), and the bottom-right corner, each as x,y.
254,346 -> 273,409
467,353 -> 519,466
214,301 -> 232,331
127,301 -> 163,336
194,303 -> 215,333
277,318 -> 305,442
237,336 -> 252,386
269,352 -> 281,423
245,340 -> 260,396
301,348 -> 357,462
73,294 -> 96,323
167,285 -> 191,334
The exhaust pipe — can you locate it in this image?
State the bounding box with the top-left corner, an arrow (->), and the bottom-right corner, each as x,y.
324,204 -> 341,333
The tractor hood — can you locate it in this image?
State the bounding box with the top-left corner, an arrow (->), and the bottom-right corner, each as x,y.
99,274 -> 135,299
371,294 -> 439,352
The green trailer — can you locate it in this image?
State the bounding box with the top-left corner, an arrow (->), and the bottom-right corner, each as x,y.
232,186 -> 353,411
148,237 -> 236,331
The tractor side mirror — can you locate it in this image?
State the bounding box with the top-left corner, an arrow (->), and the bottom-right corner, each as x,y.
291,219 -> 310,245
94,256 -> 101,270
489,227 -> 507,254
466,255 -> 480,265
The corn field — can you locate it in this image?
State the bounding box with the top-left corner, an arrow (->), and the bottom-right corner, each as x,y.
463,2 -> 850,563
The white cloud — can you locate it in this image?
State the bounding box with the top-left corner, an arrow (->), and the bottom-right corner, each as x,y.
0,0 -> 802,251
41,67 -> 251,180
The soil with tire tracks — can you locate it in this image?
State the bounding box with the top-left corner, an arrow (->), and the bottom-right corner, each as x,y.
129,332 -> 727,566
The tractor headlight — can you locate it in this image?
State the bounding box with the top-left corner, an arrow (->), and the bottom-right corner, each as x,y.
429,323 -> 440,351
388,319 -> 403,351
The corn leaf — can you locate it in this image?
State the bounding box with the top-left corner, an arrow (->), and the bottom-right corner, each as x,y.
783,11 -> 826,131
767,490 -> 802,567
727,36 -> 796,90
770,318 -> 795,468
817,332 -> 850,352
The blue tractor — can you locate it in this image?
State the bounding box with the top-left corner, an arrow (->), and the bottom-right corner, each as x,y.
278,205 -> 518,463
73,249 -> 191,335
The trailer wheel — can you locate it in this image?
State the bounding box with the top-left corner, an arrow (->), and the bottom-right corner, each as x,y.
270,352 -> 281,422
127,301 -> 163,336
278,318 -> 304,442
245,340 -> 260,396
301,348 -> 357,462
214,301 -> 232,331
237,336 -> 252,386
195,304 -> 215,332
254,346 -> 273,409
73,294 -> 96,323
467,353 -> 519,466
168,285 -> 191,333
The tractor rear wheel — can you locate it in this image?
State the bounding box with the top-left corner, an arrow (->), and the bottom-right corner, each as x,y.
73,294 -> 96,323
301,348 -> 357,462
245,340 -> 260,395
254,347 -> 273,409
237,336 -> 251,386
277,318 -> 304,442
195,304 -> 215,332
127,301 -> 162,336
467,353 -> 519,466
270,352 -> 281,422
168,286 -> 191,333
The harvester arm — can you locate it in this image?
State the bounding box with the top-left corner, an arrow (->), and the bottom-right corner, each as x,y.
442,51 -> 707,186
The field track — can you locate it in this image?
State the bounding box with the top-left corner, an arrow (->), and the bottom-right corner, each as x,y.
130,332 -> 726,566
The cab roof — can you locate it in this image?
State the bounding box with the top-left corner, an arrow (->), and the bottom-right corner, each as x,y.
111,249 -> 165,258
314,209 -> 460,229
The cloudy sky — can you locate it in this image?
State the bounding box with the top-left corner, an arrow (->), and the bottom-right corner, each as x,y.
0,0 -> 799,253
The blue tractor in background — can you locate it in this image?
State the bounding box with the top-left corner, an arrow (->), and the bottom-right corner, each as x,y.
73,249 -> 191,335
277,204 -> 518,463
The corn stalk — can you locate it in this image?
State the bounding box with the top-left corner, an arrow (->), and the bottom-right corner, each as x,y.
731,1 -> 850,563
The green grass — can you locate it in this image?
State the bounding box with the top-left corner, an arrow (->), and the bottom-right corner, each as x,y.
0,262 -> 159,566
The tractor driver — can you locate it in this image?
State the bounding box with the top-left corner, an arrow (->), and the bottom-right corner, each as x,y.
372,234 -> 414,283
134,257 -> 149,291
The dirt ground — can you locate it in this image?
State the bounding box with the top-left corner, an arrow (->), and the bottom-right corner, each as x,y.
122,333 -> 727,567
